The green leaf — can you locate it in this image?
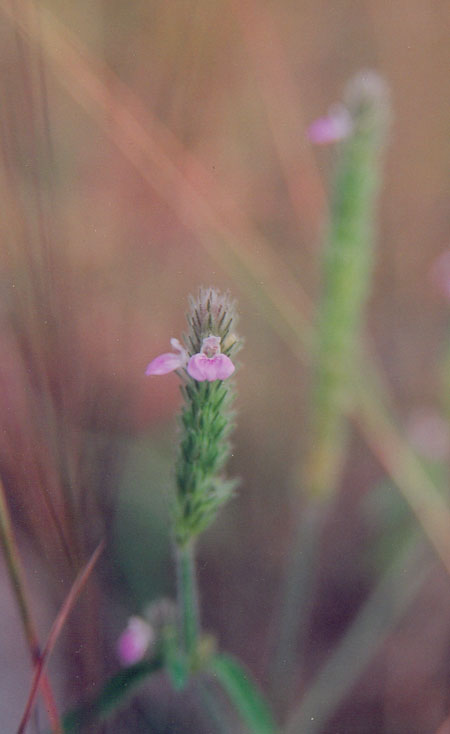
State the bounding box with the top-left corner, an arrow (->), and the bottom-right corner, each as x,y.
62,653 -> 163,732
210,653 -> 278,734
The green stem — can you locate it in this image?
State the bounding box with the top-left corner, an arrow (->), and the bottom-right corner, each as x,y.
270,501 -> 323,710
176,539 -> 200,658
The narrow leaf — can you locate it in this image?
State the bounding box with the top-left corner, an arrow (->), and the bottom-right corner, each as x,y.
210,653 -> 277,734
62,654 -> 164,732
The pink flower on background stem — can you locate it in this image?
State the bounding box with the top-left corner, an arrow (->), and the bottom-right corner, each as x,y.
187,335 -> 235,382
117,616 -> 154,666
145,338 -> 188,375
307,104 -> 353,145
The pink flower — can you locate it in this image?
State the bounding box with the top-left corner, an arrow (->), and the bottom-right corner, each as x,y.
117,616 -> 154,666
187,335 -> 235,382
307,104 -> 353,145
146,335 -> 235,382
146,338 -> 188,375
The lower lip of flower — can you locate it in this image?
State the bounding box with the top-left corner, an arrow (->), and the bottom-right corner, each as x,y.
187,353 -> 235,382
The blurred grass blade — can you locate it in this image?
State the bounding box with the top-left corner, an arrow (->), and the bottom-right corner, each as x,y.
230,0 -> 325,240
62,654 -> 164,733
355,355 -> 450,575
284,535 -> 429,734
196,679 -> 236,734
18,540 -> 105,734
0,477 -> 61,733
210,653 -> 277,734
306,70 -> 390,500
270,502 -> 323,708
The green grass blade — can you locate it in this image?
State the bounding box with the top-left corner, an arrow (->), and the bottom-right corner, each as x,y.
210,653 -> 278,734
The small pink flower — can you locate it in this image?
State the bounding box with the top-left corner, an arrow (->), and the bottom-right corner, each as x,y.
117,616 -> 154,666
307,104 -> 353,145
146,338 -> 188,375
187,335 -> 235,382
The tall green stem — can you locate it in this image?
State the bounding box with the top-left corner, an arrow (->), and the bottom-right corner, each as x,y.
176,539 -> 200,657
306,71 -> 389,501
272,72 -> 389,707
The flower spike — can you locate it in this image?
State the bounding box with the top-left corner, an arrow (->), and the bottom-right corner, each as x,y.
145,288 -> 241,543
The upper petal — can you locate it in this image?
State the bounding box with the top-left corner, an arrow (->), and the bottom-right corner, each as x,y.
146,352 -> 184,375
201,335 -> 221,357
170,338 -> 188,362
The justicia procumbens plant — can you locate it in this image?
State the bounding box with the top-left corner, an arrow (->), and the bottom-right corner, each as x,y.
109,289 -> 275,733
146,287 -> 241,670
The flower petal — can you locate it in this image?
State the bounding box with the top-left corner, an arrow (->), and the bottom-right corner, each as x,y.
170,338 -> 188,360
213,354 -> 235,379
187,353 -> 235,382
186,353 -> 208,381
117,617 -> 153,666
146,352 -> 184,375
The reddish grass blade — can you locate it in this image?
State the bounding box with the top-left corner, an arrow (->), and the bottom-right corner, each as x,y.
17,539 -> 105,734
0,478 -> 61,733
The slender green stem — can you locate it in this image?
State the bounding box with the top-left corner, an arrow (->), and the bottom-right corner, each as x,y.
271,74 -> 389,706
270,501 -> 323,710
176,539 -> 200,658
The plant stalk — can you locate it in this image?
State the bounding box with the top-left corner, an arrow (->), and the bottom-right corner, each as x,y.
176,539 -> 200,658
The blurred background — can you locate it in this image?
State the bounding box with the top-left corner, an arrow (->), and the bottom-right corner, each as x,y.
0,1 -> 449,732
